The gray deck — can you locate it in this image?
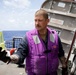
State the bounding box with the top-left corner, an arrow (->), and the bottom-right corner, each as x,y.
0,61 -> 26,75
1,61 -> 76,75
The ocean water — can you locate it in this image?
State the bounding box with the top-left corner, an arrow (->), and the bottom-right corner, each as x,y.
3,31 -> 28,41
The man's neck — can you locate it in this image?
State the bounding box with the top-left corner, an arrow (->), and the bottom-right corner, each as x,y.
38,29 -> 47,36
38,29 -> 47,40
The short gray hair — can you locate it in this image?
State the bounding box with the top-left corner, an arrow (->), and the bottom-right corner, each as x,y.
35,9 -> 48,19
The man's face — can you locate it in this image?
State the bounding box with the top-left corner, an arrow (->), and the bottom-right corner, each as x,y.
34,15 -> 49,31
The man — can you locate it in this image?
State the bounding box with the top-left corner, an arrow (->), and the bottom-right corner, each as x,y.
0,9 -> 67,75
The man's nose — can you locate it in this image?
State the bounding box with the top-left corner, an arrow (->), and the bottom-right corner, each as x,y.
35,20 -> 39,25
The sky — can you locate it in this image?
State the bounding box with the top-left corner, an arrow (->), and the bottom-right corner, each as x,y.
0,0 -> 45,31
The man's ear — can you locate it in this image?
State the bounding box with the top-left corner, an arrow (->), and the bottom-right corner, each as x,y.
47,19 -> 50,24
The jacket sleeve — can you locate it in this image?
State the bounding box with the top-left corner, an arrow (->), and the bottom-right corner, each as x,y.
58,37 -> 64,57
15,35 -> 29,64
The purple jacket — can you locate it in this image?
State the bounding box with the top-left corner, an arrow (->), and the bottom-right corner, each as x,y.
26,28 -> 59,75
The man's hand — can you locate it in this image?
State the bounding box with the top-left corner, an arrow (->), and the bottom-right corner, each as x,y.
10,54 -> 19,63
0,47 -> 11,63
59,56 -> 68,75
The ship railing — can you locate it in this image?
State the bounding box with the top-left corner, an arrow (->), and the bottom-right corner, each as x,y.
5,37 -> 23,50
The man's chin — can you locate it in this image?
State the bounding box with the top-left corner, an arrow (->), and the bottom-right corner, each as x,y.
36,28 -> 41,31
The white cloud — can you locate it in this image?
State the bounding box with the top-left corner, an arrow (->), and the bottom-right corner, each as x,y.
3,0 -> 31,8
8,19 -> 16,23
